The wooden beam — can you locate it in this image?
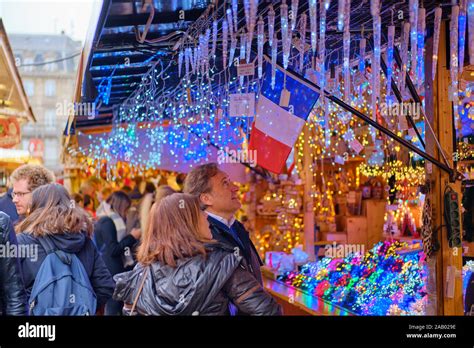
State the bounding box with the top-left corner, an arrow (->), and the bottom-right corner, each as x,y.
303,123 -> 316,261
431,20 -> 464,315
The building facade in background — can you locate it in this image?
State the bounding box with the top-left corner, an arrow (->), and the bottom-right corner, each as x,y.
10,33 -> 81,174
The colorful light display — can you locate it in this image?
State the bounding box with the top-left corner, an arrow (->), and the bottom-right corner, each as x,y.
277,240 -> 427,315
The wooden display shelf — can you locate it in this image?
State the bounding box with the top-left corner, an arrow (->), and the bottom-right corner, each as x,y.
263,277 -> 355,316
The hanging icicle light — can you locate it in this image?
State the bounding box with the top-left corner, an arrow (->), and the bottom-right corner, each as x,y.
240,32 -> 246,86
338,0 -> 346,31
416,7 -> 426,90
222,20 -> 228,69
400,22 -> 410,99
291,0 -> 299,32
232,0 -> 238,34
432,7 -> 442,80
386,25 -> 395,103
451,5 -> 461,129
212,20 -> 218,61
227,8 -> 234,38
299,13 -> 307,73
229,32 -> 237,67
469,0 -> 474,65
371,0 -> 381,135
268,4 -> 275,47
185,47 -> 191,80
343,0 -> 351,102
359,36 -> 366,96
258,16 -> 264,79
246,0 -> 259,63
409,0 -> 419,82
178,49 -> 183,77
459,0 -> 467,74
272,33 -> 278,89
281,0 -> 291,70
309,0 -> 317,55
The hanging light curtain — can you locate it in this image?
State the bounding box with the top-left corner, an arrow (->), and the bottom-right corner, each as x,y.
343,0 -> 351,102
432,7 -> 442,81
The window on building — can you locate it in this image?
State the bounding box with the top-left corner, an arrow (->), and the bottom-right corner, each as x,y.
44,109 -> 56,128
23,79 -> 34,97
23,57 -> 34,72
44,80 -> 56,97
34,54 -> 44,71
44,139 -> 58,164
14,54 -> 22,67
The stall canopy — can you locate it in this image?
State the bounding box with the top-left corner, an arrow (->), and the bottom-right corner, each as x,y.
68,0 -> 451,176
0,19 -> 35,165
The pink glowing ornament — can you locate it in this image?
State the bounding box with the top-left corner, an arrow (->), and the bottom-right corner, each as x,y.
432,7 -> 442,80
257,16 -> 264,79
309,0 -> 317,55
299,13 -> 307,73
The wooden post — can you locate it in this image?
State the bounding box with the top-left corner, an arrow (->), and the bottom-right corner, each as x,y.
303,123 -> 316,261
429,21 -> 464,315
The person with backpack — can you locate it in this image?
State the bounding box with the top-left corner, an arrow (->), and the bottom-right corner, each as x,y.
113,193 -> 282,316
15,184 -> 114,315
0,211 -> 27,315
94,191 -> 141,315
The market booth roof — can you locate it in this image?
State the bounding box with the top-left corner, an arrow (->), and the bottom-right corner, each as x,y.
72,0 -> 445,132
0,19 -> 35,123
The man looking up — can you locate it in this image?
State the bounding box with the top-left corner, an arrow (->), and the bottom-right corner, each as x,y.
184,163 -> 263,284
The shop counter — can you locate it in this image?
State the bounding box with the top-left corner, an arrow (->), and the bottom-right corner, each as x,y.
263,277 -> 355,316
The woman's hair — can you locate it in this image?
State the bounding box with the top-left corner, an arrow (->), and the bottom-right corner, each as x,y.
140,185 -> 175,243
137,193 -> 213,267
16,183 -> 93,237
106,191 -> 131,220
155,185 -> 175,204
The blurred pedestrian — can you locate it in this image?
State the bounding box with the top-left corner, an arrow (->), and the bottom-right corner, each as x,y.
94,191 -> 141,315
0,211 -> 27,315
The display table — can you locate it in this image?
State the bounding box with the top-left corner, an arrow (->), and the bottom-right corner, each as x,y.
263,277 -> 355,316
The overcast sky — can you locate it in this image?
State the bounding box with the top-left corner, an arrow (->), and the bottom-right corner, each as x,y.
0,0 -> 98,43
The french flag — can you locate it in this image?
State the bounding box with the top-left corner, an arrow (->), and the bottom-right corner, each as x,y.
249,62 -> 320,174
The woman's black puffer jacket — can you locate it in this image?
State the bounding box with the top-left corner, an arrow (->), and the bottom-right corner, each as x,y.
113,242 -> 282,316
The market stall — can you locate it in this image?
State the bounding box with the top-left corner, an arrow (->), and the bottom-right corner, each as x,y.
0,19 -> 36,190
65,0 -> 473,315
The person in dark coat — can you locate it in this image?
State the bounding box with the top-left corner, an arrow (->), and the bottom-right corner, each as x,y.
0,211 -> 27,315
113,193 -> 281,316
0,188 -> 19,224
184,163 -> 263,284
94,191 -> 141,315
15,184 -> 115,312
